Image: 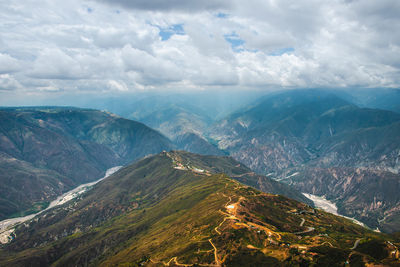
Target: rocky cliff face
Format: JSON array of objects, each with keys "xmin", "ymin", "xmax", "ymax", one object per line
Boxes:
[
  {"xmin": 0, "ymin": 107, "xmax": 173, "ymax": 220},
  {"xmin": 209, "ymin": 90, "xmax": 400, "ymax": 232},
  {"xmin": 285, "ymin": 167, "xmax": 400, "ymax": 232}
]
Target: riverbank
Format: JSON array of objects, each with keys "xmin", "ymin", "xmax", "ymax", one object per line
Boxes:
[
  {"xmin": 0, "ymin": 166, "xmax": 122, "ymax": 244},
  {"xmin": 303, "ymin": 193, "xmax": 367, "ymax": 228}
]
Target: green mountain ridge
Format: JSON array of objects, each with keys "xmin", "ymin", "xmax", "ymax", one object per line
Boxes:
[
  {"xmin": 167, "ymin": 151, "xmax": 312, "ymax": 206},
  {"xmin": 1, "ymin": 151, "xmax": 398, "ymax": 266}
]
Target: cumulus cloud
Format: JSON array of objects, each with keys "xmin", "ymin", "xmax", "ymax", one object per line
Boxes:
[
  {"xmin": 0, "ymin": 0, "xmax": 399, "ymax": 98},
  {"xmin": 0, "ymin": 74, "xmax": 23, "ymax": 91},
  {"xmin": 29, "ymin": 48, "xmax": 87, "ymax": 79},
  {"xmin": 122, "ymin": 44, "xmax": 183, "ymax": 84},
  {"xmin": 0, "ymin": 53, "xmax": 21, "ymax": 74}
]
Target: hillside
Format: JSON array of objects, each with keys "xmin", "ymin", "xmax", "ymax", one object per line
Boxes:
[
  {"xmin": 283, "ymin": 167, "xmax": 400, "ymax": 233},
  {"xmin": 0, "ymin": 151, "xmax": 398, "ymax": 266},
  {"xmin": 0, "ymin": 107, "xmax": 173, "ymax": 220},
  {"xmin": 108, "ymin": 93, "xmax": 258, "ymax": 156},
  {"xmin": 209, "ymin": 90, "xmax": 400, "ymax": 232},
  {"xmin": 166, "ymin": 151, "xmax": 312, "ymax": 206},
  {"xmin": 137, "ymin": 104, "xmax": 227, "ymax": 156},
  {"xmin": 346, "ymin": 88, "xmax": 400, "ymax": 114},
  {"xmin": 210, "ymin": 90, "xmax": 400, "ymax": 172},
  {"xmin": 139, "ymin": 105, "xmax": 212, "ymax": 140},
  {"xmin": 175, "ymin": 132, "xmax": 226, "ymax": 156}
]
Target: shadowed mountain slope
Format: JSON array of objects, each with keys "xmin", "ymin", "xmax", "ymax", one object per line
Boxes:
[{"xmin": 0, "ymin": 107, "xmax": 173, "ymax": 220}]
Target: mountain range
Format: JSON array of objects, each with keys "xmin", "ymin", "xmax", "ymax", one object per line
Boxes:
[
  {"xmin": 0, "ymin": 107, "xmax": 173, "ymax": 220},
  {"xmin": 1, "ymin": 151, "xmax": 397, "ymax": 266},
  {"xmin": 208, "ymin": 90, "xmax": 400, "ymax": 233},
  {"xmin": 1, "ymin": 89, "xmax": 400, "ymax": 265}
]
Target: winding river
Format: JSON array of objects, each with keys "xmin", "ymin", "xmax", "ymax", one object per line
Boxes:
[
  {"xmin": 0, "ymin": 166, "xmax": 122, "ymax": 244},
  {"xmin": 303, "ymin": 193, "xmax": 367, "ymax": 228}
]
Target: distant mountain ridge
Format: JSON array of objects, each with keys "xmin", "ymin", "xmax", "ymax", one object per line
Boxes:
[
  {"xmin": 105, "ymin": 93, "xmax": 259, "ymax": 157},
  {"xmin": 0, "ymin": 107, "xmax": 173, "ymax": 220},
  {"xmin": 175, "ymin": 133, "xmax": 226, "ymax": 156}
]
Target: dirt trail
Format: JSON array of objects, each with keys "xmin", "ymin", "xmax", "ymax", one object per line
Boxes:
[
  {"xmin": 351, "ymin": 238, "xmax": 363, "ymax": 250},
  {"xmin": 215, "ymin": 215, "xmax": 230, "ymax": 235},
  {"xmin": 220, "ymin": 195, "xmax": 282, "ymax": 241},
  {"xmin": 294, "ymin": 227, "xmax": 315, "ymax": 235},
  {"xmin": 209, "ymin": 239, "xmax": 221, "ymax": 267},
  {"xmin": 321, "ymin": 241, "xmax": 334, "ymax": 247}
]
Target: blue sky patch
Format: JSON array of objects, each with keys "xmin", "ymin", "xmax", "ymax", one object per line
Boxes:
[
  {"xmin": 159, "ymin": 24, "xmax": 185, "ymax": 41},
  {"xmin": 216, "ymin": 12, "xmax": 228, "ymax": 18},
  {"xmin": 269, "ymin": 47, "xmax": 295, "ymax": 56},
  {"xmin": 224, "ymin": 33, "xmax": 245, "ymax": 52}
]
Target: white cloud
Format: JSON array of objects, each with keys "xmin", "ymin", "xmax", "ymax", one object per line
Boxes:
[
  {"xmin": 29, "ymin": 48, "xmax": 87, "ymax": 79},
  {"xmin": 0, "ymin": 0, "xmax": 399, "ymax": 97},
  {"xmin": 107, "ymin": 80, "xmax": 128, "ymax": 91},
  {"xmin": 37, "ymin": 85, "xmax": 60, "ymax": 92},
  {"xmin": 0, "ymin": 74, "xmax": 23, "ymax": 91},
  {"xmin": 0, "ymin": 53, "xmax": 21, "ymax": 74},
  {"xmin": 121, "ymin": 44, "xmax": 183, "ymax": 84}
]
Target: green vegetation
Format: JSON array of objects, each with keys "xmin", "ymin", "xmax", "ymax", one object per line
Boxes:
[
  {"xmin": 8, "ymin": 201, "xmax": 49, "ymax": 218},
  {"xmin": 355, "ymin": 239, "xmax": 389, "ymax": 261},
  {"xmin": 0, "ymin": 151, "xmax": 398, "ymax": 266}
]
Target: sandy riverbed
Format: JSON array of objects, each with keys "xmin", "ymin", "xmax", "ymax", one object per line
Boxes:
[
  {"xmin": 303, "ymin": 193, "xmax": 367, "ymax": 228},
  {"xmin": 0, "ymin": 166, "xmax": 122, "ymax": 244}
]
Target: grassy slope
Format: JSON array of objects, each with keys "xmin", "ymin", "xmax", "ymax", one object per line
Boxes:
[
  {"xmin": 0, "ymin": 152, "xmax": 398, "ymax": 266},
  {"xmin": 166, "ymin": 151, "xmax": 313, "ymax": 206}
]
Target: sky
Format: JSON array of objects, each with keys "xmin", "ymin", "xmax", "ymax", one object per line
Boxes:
[{"xmin": 0, "ymin": 0, "xmax": 400, "ymax": 104}]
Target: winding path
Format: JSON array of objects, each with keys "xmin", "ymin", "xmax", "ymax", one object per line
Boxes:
[
  {"xmin": 293, "ymin": 217, "xmax": 314, "ymax": 234},
  {"xmin": 209, "ymin": 239, "xmax": 221, "ymax": 267},
  {"xmin": 351, "ymin": 238, "xmax": 363, "ymax": 250},
  {"xmin": 293, "ymin": 227, "xmax": 315, "ymax": 235},
  {"xmin": 321, "ymin": 241, "xmax": 334, "ymax": 247}
]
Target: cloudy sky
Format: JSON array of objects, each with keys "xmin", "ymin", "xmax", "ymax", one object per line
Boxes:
[{"xmin": 0, "ymin": 0, "xmax": 399, "ymax": 102}]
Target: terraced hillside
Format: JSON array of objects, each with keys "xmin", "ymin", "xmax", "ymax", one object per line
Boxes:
[{"xmin": 0, "ymin": 151, "xmax": 398, "ymax": 266}]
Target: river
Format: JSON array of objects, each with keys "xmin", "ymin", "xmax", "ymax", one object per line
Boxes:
[
  {"xmin": 303, "ymin": 193, "xmax": 367, "ymax": 228},
  {"xmin": 0, "ymin": 166, "xmax": 122, "ymax": 244}
]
